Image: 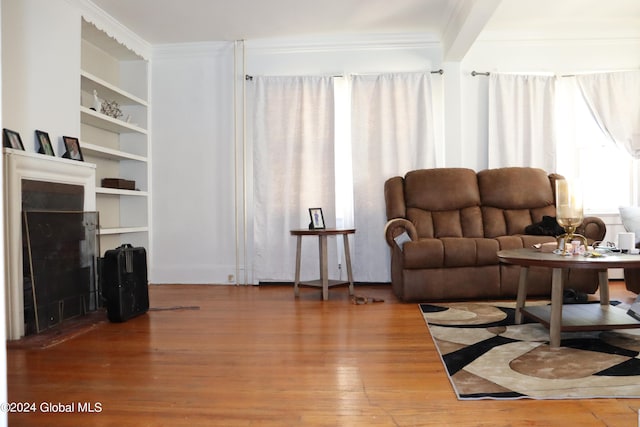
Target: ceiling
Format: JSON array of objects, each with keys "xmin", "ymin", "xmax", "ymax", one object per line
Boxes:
[{"xmin": 90, "ymin": 0, "xmax": 640, "ymax": 50}]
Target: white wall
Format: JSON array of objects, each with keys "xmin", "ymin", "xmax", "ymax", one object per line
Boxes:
[
  {"xmin": 2, "ymin": 0, "xmax": 80, "ymax": 154},
  {"xmin": 151, "ymin": 43, "xmax": 237, "ymax": 284}
]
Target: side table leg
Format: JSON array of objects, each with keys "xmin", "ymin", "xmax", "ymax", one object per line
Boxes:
[
  {"xmin": 320, "ymin": 235, "xmax": 329, "ymax": 301},
  {"xmin": 515, "ymin": 266, "xmax": 529, "ymax": 324},
  {"xmin": 598, "ymin": 270, "xmax": 610, "ymax": 306},
  {"xmin": 343, "ymin": 234, "xmax": 354, "ymax": 296},
  {"xmin": 549, "ymin": 267, "xmax": 564, "ymax": 348},
  {"xmin": 294, "ymin": 236, "xmax": 302, "ymax": 297}
]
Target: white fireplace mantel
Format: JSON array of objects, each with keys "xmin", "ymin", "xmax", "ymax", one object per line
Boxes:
[{"xmin": 3, "ymin": 148, "xmax": 96, "ymax": 340}]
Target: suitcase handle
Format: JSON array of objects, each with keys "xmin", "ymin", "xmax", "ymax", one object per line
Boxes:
[{"xmin": 115, "ymin": 244, "xmax": 135, "ymax": 273}]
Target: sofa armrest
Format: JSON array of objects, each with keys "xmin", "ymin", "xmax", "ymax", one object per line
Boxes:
[
  {"xmin": 577, "ymin": 216, "xmax": 607, "ymax": 243},
  {"xmin": 384, "ymin": 218, "xmax": 418, "ymax": 248}
]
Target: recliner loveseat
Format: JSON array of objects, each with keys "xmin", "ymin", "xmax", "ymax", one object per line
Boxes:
[{"xmin": 384, "ymin": 167, "xmax": 607, "ymax": 302}]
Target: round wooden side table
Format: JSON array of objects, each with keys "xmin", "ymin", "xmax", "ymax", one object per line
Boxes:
[{"xmin": 290, "ymin": 228, "xmax": 355, "ymax": 300}]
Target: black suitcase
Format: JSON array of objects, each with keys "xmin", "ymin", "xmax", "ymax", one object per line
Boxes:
[{"xmin": 101, "ymin": 244, "xmax": 149, "ymax": 322}]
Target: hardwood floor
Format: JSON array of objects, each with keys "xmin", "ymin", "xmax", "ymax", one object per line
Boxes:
[{"xmin": 6, "ymin": 281, "xmax": 640, "ymax": 426}]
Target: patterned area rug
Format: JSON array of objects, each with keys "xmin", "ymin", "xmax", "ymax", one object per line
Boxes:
[{"xmin": 420, "ymin": 301, "xmax": 640, "ymax": 400}]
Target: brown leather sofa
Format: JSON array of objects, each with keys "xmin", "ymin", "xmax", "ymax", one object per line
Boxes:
[{"xmin": 384, "ymin": 167, "xmax": 607, "ymax": 302}]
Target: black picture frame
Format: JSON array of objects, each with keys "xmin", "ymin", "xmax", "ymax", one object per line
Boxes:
[
  {"xmin": 35, "ymin": 130, "xmax": 55, "ymax": 156},
  {"xmin": 62, "ymin": 136, "xmax": 84, "ymax": 161},
  {"xmin": 309, "ymin": 208, "xmax": 325, "ymax": 230},
  {"xmin": 3, "ymin": 128, "xmax": 24, "ymax": 150}
]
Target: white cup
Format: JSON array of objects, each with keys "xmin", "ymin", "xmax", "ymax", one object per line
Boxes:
[{"xmin": 618, "ymin": 232, "xmax": 636, "ymax": 252}]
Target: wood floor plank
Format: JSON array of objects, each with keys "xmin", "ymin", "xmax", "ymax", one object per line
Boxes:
[{"xmin": 6, "ymin": 282, "xmax": 640, "ymax": 426}]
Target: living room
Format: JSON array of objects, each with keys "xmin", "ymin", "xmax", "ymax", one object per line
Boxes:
[{"xmin": 2, "ymin": 0, "xmax": 640, "ymax": 425}]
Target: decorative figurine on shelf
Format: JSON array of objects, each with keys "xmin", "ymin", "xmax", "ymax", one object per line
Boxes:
[
  {"xmin": 92, "ymin": 90, "xmax": 102, "ymax": 111},
  {"xmin": 101, "ymin": 100, "xmax": 123, "ymax": 120}
]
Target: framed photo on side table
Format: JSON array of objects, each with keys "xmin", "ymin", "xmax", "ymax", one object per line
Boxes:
[
  {"xmin": 62, "ymin": 136, "xmax": 84, "ymax": 161},
  {"xmin": 35, "ymin": 130, "xmax": 55, "ymax": 156},
  {"xmin": 309, "ymin": 208, "xmax": 325, "ymax": 230},
  {"xmin": 3, "ymin": 128, "xmax": 24, "ymax": 150}
]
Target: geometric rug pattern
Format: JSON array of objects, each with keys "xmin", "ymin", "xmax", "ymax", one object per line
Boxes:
[{"xmin": 420, "ymin": 301, "xmax": 640, "ymax": 400}]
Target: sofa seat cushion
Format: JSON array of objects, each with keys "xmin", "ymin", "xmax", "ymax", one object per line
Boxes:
[
  {"xmin": 482, "ymin": 206, "xmax": 557, "ymax": 237},
  {"xmin": 403, "ymin": 237, "xmax": 500, "ymax": 269},
  {"xmin": 495, "ymin": 235, "xmax": 557, "ymax": 250}
]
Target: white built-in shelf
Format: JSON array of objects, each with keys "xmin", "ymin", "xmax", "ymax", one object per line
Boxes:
[
  {"xmin": 80, "ymin": 106, "xmax": 147, "ymax": 134},
  {"xmin": 81, "ymin": 70, "xmax": 148, "ymax": 107},
  {"xmin": 81, "ymin": 142, "xmax": 147, "ymax": 162},
  {"xmin": 96, "ymin": 187, "xmax": 148, "ymax": 196},
  {"xmin": 82, "ymin": 17, "xmax": 150, "ymax": 253}
]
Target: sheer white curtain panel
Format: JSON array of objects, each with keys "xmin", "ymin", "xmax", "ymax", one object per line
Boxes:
[
  {"xmin": 251, "ymin": 76, "xmax": 336, "ymax": 282},
  {"xmin": 350, "ymin": 72, "xmax": 437, "ymax": 282},
  {"xmin": 488, "ymin": 73, "xmax": 557, "ymax": 170},
  {"xmin": 575, "ymin": 71, "xmax": 640, "ymax": 158}
]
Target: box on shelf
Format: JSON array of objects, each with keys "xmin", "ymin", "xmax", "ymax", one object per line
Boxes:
[{"xmin": 101, "ymin": 178, "xmax": 135, "ymax": 190}]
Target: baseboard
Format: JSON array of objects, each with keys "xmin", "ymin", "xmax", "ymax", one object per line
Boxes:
[{"xmin": 258, "ymin": 281, "xmax": 391, "ymax": 286}]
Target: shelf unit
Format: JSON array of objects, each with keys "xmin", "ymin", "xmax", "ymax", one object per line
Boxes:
[
  {"xmin": 80, "ymin": 18, "xmax": 150, "ymax": 254},
  {"xmin": 80, "ymin": 106, "xmax": 147, "ymax": 134}
]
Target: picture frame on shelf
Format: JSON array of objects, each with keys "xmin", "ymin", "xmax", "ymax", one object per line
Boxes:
[
  {"xmin": 35, "ymin": 130, "xmax": 55, "ymax": 156},
  {"xmin": 3, "ymin": 128, "xmax": 24, "ymax": 150},
  {"xmin": 309, "ymin": 208, "xmax": 326, "ymax": 230},
  {"xmin": 62, "ymin": 136, "xmax": 84, "ymax": 161}
]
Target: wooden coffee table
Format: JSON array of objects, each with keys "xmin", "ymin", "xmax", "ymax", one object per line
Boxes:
[{"xmin": 497, "ymin": 248, "xmax": 640, "ymax": 347}]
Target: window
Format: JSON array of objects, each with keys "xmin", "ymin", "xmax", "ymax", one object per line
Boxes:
[
  {"xmin": 556, "ymin": 78, "xmax": 636, "ymax": 214},
  {"xmin": 333, "ymin": 77, "xmax": 354, "ymax": 230}
]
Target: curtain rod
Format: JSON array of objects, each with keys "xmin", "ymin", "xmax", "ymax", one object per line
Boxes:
[
  {"xmin": 471, "ymin": 71, "xmax": 621, "ymax": 78},
  {"xmin": 471, "ymin": 71, "xmax": 568, "ymax": 77},
  {"xmin": 245, "ymin": 69, "xmax": 444, "ymax": 81}
]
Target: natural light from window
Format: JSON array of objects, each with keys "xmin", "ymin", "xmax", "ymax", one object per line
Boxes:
[
  {"xmin": 557, "ymin": 78, "xmax": 636, "ymax": 214},
  {"xmin": 333, "ymin": 77, "xmax": 354, "ymax": 230}
]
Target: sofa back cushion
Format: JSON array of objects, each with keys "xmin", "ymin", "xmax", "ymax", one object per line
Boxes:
[
  {"xmin": 404, "ymin": 168, "xmax": 483, "ymax": 238},
  {"xmin": 478, "ymin": 167, "xmax": 556, "ymax": 237}
]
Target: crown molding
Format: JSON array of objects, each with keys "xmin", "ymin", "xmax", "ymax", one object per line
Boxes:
[
  {"xmin": 477, "ymin": 31, "xmax": 640, "ymax": 46},
  {"xmin": 150, "ymin": 33, "xmax": 441, "ymax": 60},
  {"xmin": 153, "ymin": 42, "xmax": 233, "ymax": 60},
  {"xmin": 67, "ymin": 0, "xmax": 152, "ymax": 60},
  {"xmin": 245, "ymin": 32, "xmax": 441, "ymax": 54}
]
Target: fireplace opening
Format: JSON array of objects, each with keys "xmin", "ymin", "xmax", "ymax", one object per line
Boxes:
[
  {"xmin": 22, "ymin": 180, "xmax": 84, "ymax": 211},
  {"xmin": 21, "ymin": 180, "xmax": 100, "ymax": 335}
]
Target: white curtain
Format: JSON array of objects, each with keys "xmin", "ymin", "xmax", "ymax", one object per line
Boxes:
[
  {"xmin": 575, "ymin": 71, "xmax": 640, "ymax": 158},
  {"xmin": 488, "ymin": 73, "xmax": 557, "ymax": 170},
  {"xmin": 251, "ymin": 76, "xmax": 336, "ymax": 282},
  {"xmin": 350, "ymin": 72, "xmax": 437, "ymax": 282}
]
